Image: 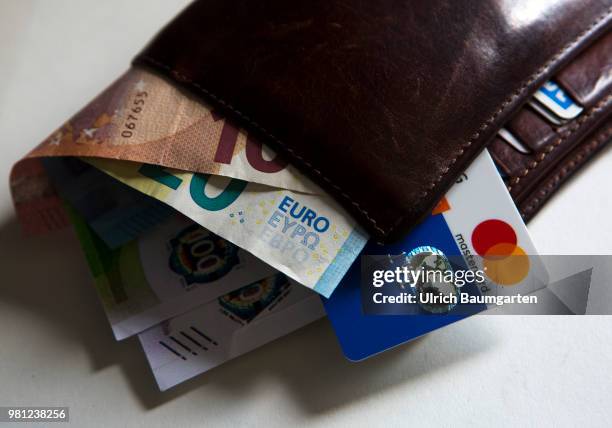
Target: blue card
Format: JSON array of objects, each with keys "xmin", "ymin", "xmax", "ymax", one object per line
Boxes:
[
  {"xmin": 322, "ymin": 151, "xmax": 546, "ymax": 361},
  {"xmin": 322, "ymin": 213, "xmax": 484, "ymax": 361},
  {"xmin": 533, "ymin": 80, "xmax": 583, "ymax": 120}
]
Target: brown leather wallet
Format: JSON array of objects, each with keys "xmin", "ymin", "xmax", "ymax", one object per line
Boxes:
[{"xmin": 134, "ymin": 0, "xmax": 612, "ymax": 242}]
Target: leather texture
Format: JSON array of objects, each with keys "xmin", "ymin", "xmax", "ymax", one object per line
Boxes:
[
  {"xmin": 517, "ymin": 121, "xmax": 611, "ymax": 221},
  {"xmin": 135, "ymin": 0, "xmax": 612, "ymax": 242},
  {"xmin": 490, "ymin": 29, "xmax": 612, "ymax": 220},
  {"xmin": 557, "ymin": 30, "xmax": 612, "ymax": 107},
  {"xmin": 507, "ymin": 109, "xmax": 556, "ymax": 153}
]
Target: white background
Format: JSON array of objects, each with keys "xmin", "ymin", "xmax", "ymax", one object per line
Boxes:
[{"xmin": 0, "ymin": 1, "xmax": 611, "ymax": 427}]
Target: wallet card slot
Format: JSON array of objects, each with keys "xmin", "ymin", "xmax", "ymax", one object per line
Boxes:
[
  {"xmin": 506, "ymin": 108, "xmax": 556, "ymax": 153},
  {"xmin": 557, "ymin": 30, "xmax": 612, "ymax": 108},
  {"xmin": 490, "ymin": 137, "xmax": 529, "ymax": 178},
  {"xmin": 517, "ymin": 120, "xmax": 612, "ymax": 220},
  {"xmin": 499, "ymin": 89, "xmax": 612, "ymax": 204}
]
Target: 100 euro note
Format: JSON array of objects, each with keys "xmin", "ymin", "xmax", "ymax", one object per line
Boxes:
[
  {"xmin": 68, "ymin": 208, "xmax": 277, "ymax": 340},
  {"xmin": 84, "ymin": 158, "xmax": 368, "ymax": 298}
]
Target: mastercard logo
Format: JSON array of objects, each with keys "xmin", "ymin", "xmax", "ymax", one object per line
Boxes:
[{"xmin": 471, "ymin": 219, "xmax": 529, "ymax": 285}]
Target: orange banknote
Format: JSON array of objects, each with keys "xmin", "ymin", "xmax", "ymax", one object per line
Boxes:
[{"xmin": 10, "ymin": 67, "xmax": 319, "ymax": 234}]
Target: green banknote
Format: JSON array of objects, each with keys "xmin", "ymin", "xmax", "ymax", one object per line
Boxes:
[{"xmin": 69, "ymin": 208, "xmax": 276, "ymax": 340}]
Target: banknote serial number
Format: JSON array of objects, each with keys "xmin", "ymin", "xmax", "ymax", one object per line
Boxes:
[
  {"xmin": 121, "ymin": 90, "xmax": 148, "ymax": 138},
  {"xmin": 0, "ymin": 407, "xmax": 69, "ymax": 422}
]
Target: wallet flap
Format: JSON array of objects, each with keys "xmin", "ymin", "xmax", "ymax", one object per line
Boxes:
[{"xmin": 135, "ymin": 0, "xmax": 612, "ymax": 242}]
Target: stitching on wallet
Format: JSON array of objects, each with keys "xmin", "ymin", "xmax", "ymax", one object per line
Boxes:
[
  {"xmin": 400, "ymin": 5, "xmax": 612, "ymax": 237},
  {"xmin": 137, "ymin": 55, "xmax": 389, "ymax": 236},
  {"xmin": 137, "ymin": 6, "xmax": 612, "ymax": 237},
  {"xmin": 508, "ymin": 92, "xmax": 612, "ymax": 193},
  {"xmin": 521, "ymin": 125, "xmax": 612, "ymax": 215}
]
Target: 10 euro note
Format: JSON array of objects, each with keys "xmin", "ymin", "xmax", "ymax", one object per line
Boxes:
[
  {"xmin": 83, "ymin": 157, "xmax": 368, "ymax": 298},
  {"xmin": 10, "ymin": 67, "xmax": 320, "ymax": 236},
  {"xmin": 22, "ymin": 67, "xmax": 318, "ymax": 194}
]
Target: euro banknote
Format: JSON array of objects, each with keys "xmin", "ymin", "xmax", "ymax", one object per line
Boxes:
[
  {"xmin": 10, "ymin": 158, "xmax": 70, "ymax": 235},
  {"xmin": 43, "ymin": 157, "xmax": 174, "ymax": 248},
  {"xmin": 22, "ymin": 67, "xmax": 317, "ymax": 194},
  {"xmin": 10, "ymin": 67, "xmax": 323, "ymax": 236},
  {"xmin": 138, "ymin": 272, "xmax": 325, "ymax": 390},
  {"xmin": 83, "ymin": 158, "xmax": 368, "ymax": 297},
  {"xmin": 69, "ymin": 208, "xmax": 276, "ymax": 340}
]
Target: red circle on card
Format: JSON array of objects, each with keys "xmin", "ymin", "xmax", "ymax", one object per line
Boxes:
[{"xmin": 471, "ymin": 219, "xmax": 517, "ymax": 256}]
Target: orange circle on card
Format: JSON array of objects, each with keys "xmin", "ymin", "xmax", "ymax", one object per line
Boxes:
[{"xmin": 483, "ymin": 243, "xmax": 530, "ymax": 286}]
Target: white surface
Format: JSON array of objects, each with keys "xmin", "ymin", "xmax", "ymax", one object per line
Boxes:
[{"xmin": 0, "ymin": 1, "xmax": 611, "ymax": 427}]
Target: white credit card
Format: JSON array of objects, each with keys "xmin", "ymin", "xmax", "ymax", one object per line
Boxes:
[
  {"xmin": 442, "ymin": 150, "xmax": 548, "ymax": 302},
  {"xmin": 533, "ymin": 80, "xmax": 583, "ymax": 120},
  {"xmin": 138, "ymin": 273, "xmax": 324, "ymax": 390},
  {"xmin": 528, "ymin": 98, "xmax": 564, "ymax": 125},
  {"xmin": 498, "ymin": 128, "xmax": 531, "ymax": 154}
]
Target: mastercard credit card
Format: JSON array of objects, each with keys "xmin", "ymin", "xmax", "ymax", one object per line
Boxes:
[{"xmin": 322, "ymin": 149, "xmax": 548, "ymax": 361}]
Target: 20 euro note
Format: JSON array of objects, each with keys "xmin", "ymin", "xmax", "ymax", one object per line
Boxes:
[
  {"xmin": 138, "ymin": 272, "xmax": 325, "ymax": 391},
  {"xmin": 69, "ymin": 209, "xmax": 276, "ymax": 340},
  {"xmin": 83, "ymin": 158, "xmax": 368, "ymax": 298}
]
